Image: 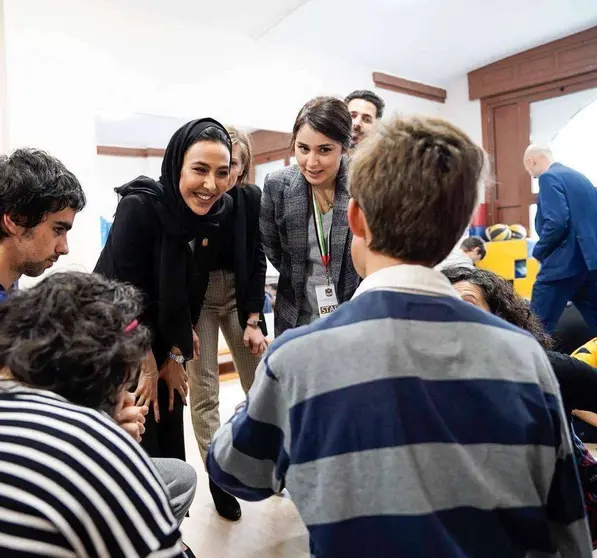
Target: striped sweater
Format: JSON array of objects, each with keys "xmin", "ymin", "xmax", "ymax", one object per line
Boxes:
[
  {"xmin": 208, "ymin": 264, "xmax": 592, "ymax": 557},
  {"xmin": 0, "ymin": 383, "xmax": 185, "ymax": 558}
]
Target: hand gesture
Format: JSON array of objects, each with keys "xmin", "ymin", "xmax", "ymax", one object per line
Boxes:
[
  {"xmin": 114, "ymin": 391, "xmax": 148, "ymax": 442},
  {"xmin": 134, "ymin": 351, "xmax": 160, "ymax": 422},
  {"xmin": 243, "ymin": 326, "xmax": 268, "ymax": 356},
  {"xmin": 159, "ymin": 357, "xmax": 189, "ymax": 412}
]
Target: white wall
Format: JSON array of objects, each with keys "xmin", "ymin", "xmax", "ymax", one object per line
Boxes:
[
  {"xmin": 95, "ymin": 155, "xmax": 163, "ymax": 224},
  {"xmin": 0, "ymin": 0, "xmax": 9, "ymax": 154},
  {"xmin": 1, "ymin": 0, "xmax": 447, "ymax": 283},
  {"xmin": 442, "ymin": 77, "xmax": 482, "ymax": 145},
  {"xmin": 1, "ymin": 0, "xmax": 482, "ymax": 287}
]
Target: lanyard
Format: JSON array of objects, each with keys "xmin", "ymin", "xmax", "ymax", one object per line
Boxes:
[{"xmin": 311, "ymin": 188, "xmax": 332, "ymax": 284}]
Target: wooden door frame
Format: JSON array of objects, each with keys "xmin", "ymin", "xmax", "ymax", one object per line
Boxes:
[
  {"xmin": 249, "ymin": 130, "xmax": 292, "ymax": 183},
  {"xmin": 482, "ymin": 73, "xmax": 597, "ymax": 225},
  {"xmin": 470, "ymin": 26, "xmax": 597, "ymax": 226}
]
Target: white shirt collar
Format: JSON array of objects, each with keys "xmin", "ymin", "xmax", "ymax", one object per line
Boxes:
[{"xmin": 352, "ymin": 264, "xmax": 461, "ymax": 300}]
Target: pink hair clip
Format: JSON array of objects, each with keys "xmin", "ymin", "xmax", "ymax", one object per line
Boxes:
[{"xmin": 124, "ymin": 319, "xmax": 139, "ymax": 333}]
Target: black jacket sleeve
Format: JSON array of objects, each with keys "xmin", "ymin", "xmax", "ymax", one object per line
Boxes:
[
  {"xmin": 546, "ymin": 350, "xmax": 597, "ymax": 416},
  {"xmin": 244, "ymin": 186, "xmax": 267, "ymax": 314}
]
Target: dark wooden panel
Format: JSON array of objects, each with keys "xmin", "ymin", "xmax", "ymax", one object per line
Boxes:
[
  {"xmin": 372, "ymin": 72, "xmax": 447, "ymax": 103},
  {"xmin": 489, "ymin": 101, "xmax": 532, "ymax": 228},
  {"xmin": 469, "ymin": 26, "xmax": 597, "ymax": 100}
]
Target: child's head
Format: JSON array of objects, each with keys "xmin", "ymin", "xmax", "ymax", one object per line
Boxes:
[
  {"xmin": 348, "ymin": 115, "xmax": 486, "ymax": 276},
  {"xmin": 0, "ymin": 271, "xmax": 150, "ymax": 413},
  {"xmin": 461, "ymin": 236, "xmax": 486, "ymax": 263}
]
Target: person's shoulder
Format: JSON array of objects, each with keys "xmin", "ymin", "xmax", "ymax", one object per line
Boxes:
[
  {"xmin": 238, "ymin": 184, "xmax": 262, "ymax": 205},
  {"xmin": 0, "ymin": 387, "xmax": 152, "ymax": 473},
  {"xmin": 0, "ymin": 388, "xmax": 182, "ymax": 556},
  {"xmin": 264, "ymin": 165, "xmax": 300, "ymax": 189},
  {"xmin": 117, "ymin": 192, "xmax": 158, "ymax": 215},
  {"xmin": 113, "ymin": 193, "xmax": 161, "ymax": 237}
]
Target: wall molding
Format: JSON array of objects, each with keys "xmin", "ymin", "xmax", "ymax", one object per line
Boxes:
[
  {"xmin": 97, "ymin": 145, "xmax": 165, "ymax": 157},
  {"xmin": 97, "ymin": 128, "xmax": 293, "ymax": 180},
  {"xmin": 468, "ymin": 26, "xmax": 597, "ymax": 100},
  {"xmin": 372, "ymin": 72, "xmax": 447, "ymax": 103}
]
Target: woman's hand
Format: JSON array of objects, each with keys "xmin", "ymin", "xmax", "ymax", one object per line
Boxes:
[
  {"xmin": 243, "ymin": 325, "xmax": 268, "ymax": 356},
  {"xmin": 135, "ymin": 351, "xmax": 160, "ymax": 422},
  {"xmin": 159, "ymin": 356, "xmax": 189, "ymax": 412},
  {"xmin": 114, "ymin": 391, "xmax": 148, "ymax": 442},
  {"xmin": 192, "ymin": 328, "xmax": 200, "ymax": 360}
]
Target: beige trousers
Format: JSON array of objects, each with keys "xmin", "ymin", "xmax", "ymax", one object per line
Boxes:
[{"xmin": 188, "ymin": 269, "xmax": 261, "ymax": 464}]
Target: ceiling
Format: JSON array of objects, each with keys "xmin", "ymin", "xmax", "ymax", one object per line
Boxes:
[
  {"xmin": 112, "ymin": 0, "xmax": 597, "ymax": 85},
  {"xmin": 95, "ymin": 0, "xmax": 597, "ymax": 146}
]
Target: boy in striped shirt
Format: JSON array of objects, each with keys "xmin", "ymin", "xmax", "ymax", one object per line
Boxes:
[
  {"xmin": 208, "ymin": 116, "xmax": 592, "ymax": 557},
  {"xmin": 0, "ymin": 272, "xmax": 186, "ymax": 558}
]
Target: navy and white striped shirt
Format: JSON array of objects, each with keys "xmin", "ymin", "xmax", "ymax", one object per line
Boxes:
[
  {"xmin": 208, "ymin": 264, "xmax": 592, "ymax": 557},
  {"xmin": 0, "ymin": 383, "xmax": 185, "ymax": 558}
]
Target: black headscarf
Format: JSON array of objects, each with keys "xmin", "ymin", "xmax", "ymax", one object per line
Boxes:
[{"xmin": 115, "ymin": 118, "xmax": 233, "ymax": 360}]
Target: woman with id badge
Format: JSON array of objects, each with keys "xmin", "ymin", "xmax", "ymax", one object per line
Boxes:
[{"xmin": 261, "ymin": 97, "xmax": 360, "ymax": 335}]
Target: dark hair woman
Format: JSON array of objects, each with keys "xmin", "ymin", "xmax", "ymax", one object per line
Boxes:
[
  {"xmin": 443, "ymin": 266, "xmax": 597, "ymax": 548},
  {"xmin": 260, "ymin": 96, "xmax": 360, "ymax": 335},
  {"xmin": 95, "ymin": 118, "xmax": 233, "ymax": 463},
  {"xmin": 187, "ymin": 125, "xmax": 267, "ymax": 521}
]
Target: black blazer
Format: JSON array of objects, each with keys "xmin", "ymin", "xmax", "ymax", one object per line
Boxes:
[
  {"xmin": 94, "ymin": 193, "xmax": 221, "ymax": 366},
  {"xmin": 225, "ymin": 185, "xmax": 267, "ymax": 336}
]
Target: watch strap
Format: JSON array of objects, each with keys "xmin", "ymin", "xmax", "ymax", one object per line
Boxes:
[{"xmin": 168, "ymin": 352, "xmax": 185, "ymax": 364}]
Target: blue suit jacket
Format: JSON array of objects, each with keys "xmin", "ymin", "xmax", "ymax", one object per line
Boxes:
[{"xmin": 534, "ymin": 163, "xmax": 597, "ymax": 281}]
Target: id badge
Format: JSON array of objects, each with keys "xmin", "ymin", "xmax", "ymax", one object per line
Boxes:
[{"xmin": 315, "ymin": 284, "xmax": 339, "ymax": 317}]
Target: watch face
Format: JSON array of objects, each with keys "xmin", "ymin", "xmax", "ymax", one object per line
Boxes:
[{"xmin": 170, "ymin": 353, "xmax": 184, "ymax": 364}]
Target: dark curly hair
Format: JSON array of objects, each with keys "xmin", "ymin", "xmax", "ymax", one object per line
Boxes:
[
  {"xmin": 0, "ymin": 148, "xmax": 86, "ymax": 239},
  {"xmin": 442, "ymin": 266, "xmax": 554, "ymax": 350},
  {"xmin": 0, "ymin": 272, "xmax": 150, "ymax": 413}
]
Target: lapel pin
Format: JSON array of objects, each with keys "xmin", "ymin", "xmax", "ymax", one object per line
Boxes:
[{"xmin": 201, "ymin": 238, "xmax": 209, "ymax": 248}]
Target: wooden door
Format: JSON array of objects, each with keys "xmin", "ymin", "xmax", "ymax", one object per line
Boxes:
[{"xmin": 486, "ymin": 101, "xmax": 533, "ymax": 228}]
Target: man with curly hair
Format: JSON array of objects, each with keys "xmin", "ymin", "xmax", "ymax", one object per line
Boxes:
[
  {"xmin": 0, "ymin": 149, "xmax": 196, "ymax": 556},
  {"xmin": 0, "ymin": 148, "xmax": 85, "ymax": 296}
]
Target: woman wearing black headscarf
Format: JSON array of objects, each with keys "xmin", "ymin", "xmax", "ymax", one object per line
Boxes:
[{"xmin": 95, "ymin": 118, "xmax": 233, "ymax": 462}]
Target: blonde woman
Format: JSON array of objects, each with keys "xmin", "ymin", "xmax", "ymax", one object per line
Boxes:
[{"xmin": 187, "ymin": 126, "xmax": 267, "ymax": 521}]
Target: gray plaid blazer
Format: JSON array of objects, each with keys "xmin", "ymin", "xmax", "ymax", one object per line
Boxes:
[{"xmin": 260, "ymin": 158, "xmax": 359, "ymax": 336}]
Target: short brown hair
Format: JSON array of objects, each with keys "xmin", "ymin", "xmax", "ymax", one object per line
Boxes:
[
  {"xmin": 226, "ymin": 126, "xmax": 253, "ymax": 186},
  {"xmin": 291, "ymin": 96, "xmax": 352, "ymax": 151},
  {"xmin": 349, "ymin": 116, "xmax": 485, "ymax": 266},
  {"xmin": 461, "ymin": 236, "xmax": 486, "ymax": 259}
]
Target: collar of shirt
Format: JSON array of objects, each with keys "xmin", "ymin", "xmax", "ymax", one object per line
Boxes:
[
  {"xmin": 352, "ymin": 264, "xmax": 462, "ymax": 300},
  {"xmin": 0, "ymin": 379, "xmax": 68, "ymax": 403}
]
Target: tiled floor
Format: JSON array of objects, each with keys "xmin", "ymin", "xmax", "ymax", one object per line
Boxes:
[{"xmin": 180, "ymin": 379, "xmax": 309, "ymax": 558}]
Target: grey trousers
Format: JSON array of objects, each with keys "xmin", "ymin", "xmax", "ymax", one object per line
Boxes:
[
  {"xmin": 152, "ymin": 458, "xmax": 197, "ymax": 525},
  {"xmin": 187, "ymin": 269, "xmax": 261, "ymax": 464}
]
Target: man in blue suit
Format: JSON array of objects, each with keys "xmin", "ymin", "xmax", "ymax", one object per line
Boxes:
[{"xmin": 524, "ymin": 144, "xmax": 597, "ymax": 334}]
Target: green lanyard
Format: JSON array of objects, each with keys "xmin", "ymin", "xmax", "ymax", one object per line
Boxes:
[{"xmin": 311, "ymin": 188, "xmax": 331, "ymax": 284}]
